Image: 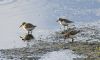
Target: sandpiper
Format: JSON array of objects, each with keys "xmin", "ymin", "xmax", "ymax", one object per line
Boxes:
[
  {"xmin": 57, "ymin": 18, "xmax": 73, "ymax": 30},
  {"xmin": 61, "ymin": 29, "xmax": 80, "ymax": 42},
  {"xmin": 20, "ymin": 22, "xmax": 36, "ymax": 34}
]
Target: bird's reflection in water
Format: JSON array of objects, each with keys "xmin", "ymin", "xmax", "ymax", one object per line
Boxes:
[{"xmin": 20, "ymin": 34, "xmax": 34, "ymax": 47}]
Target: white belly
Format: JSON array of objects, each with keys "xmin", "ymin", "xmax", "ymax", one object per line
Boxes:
[
  {"xmin": 58, "ymin": 21, "xmax": 68, "ymax": 26},
  {"xmin": 58, "ymin": 21, "xmax": 62, "ymax": 25},
  {"xmin": 61, "ymin": 21, "xmax": 68, "ymax": 26},
  {"xmin": 23, "ymin": 26, "xmax": 35, "ymax": 31}
]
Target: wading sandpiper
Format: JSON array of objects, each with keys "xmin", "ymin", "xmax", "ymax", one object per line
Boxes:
[
  {"xmin": 57, "ymin": 18, "xmax": 73, "ymax": 30},
  {"xmin": 20, "ymin": 22, "xmax": 36, "ymax": 34},
  {"xmin": 61, "ymin": 29, "xmax": 80, "ymax": 42}
]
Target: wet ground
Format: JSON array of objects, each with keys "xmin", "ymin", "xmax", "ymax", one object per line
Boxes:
[{"xmin": 0, "ymin": 40, "xmax": 86, "ymax": 60}]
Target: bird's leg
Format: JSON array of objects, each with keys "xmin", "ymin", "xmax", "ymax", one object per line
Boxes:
[
  {"xmin": 64, "ymin": 36, "xmax": 66, "ymax": 42},
  {"xmin": 72, "ymin": 38, "xmax": 74, "ymax": 43},
  {"xmin": 28, "ymin": 31, "xmax": 30, "ymax": 34},
  {"xmin": 28, "ymin": 31, "xmax": 32, "ymax": 34},
  {"xmin": 67, "ymin": 26, "xmax": 68, "ymax": 30},
  {"xmin": 26, "ymin": 42, "xmax": 30, "ymax": 48},
  {"xmin": 64, "ymin": 26, "xmax": 65, "ymax": 32},
  {"xmin": 64, "ymin": 39, "xmax": 65, "ymax": 42},
  {"xmin": 31, "ymin": 31, "xmax": 32, "ymax": 34}
]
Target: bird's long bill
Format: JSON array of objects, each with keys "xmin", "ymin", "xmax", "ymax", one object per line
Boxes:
[
  {"xmin": 56, "ymin": 20, "xmax": 59, "ymax": 22},
  {"xmin": 19, "ymin": 36, "xmax": 22, "ymax": 38},
  {"xmin": 19, "ymin": 25, "xmax": 23, "ymax": 28},
  {"xmin": 35, "ymin": 25, "xmax": 37, "ymax": 27}
]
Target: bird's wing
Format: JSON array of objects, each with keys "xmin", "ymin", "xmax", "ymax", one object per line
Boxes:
[
  {"xmin": 64, "ymin": 19, "xmax": 73, "ymax": 23},
  {"xmin": 25, "ymin": 23, "xmax": 36, "ymax": 28}
]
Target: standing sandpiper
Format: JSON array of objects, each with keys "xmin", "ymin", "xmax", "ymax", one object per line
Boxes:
[
  {"xmin": 20, "ymin": 22, "xmax": 36, "ymax": 34},
  {"xmin": 61, "ymin": 30, "xmax": 80, "ymax": 42},
  {"xmin": 57, "ymin": 18, "xmax": 73, "ymax": 30}
]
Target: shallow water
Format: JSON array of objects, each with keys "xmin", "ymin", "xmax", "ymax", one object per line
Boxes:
[{"xmin": 0, "ymin": 0, "xmax": 100, "ymax": 49}]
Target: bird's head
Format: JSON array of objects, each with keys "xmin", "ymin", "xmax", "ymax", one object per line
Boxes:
[
  {"xmin": 19, "ymin": 22, "xmax": 26, "ymax": 28},
  {"xmin": 56, "ymin": 18, "xmax": 63, "ymax": 22}
]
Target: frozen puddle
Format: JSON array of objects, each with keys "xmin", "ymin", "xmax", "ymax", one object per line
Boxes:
[{"xmin": 39, "ymin": 50, "xmax": 85, "ymax": 60}]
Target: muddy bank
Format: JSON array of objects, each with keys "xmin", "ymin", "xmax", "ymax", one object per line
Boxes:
[
  {"xmin": 0, "ymin": 41, "xmax": 85, "ymax": 60},
  {"xmin": 0, "ymin": 40, "xmax": 99, "ymax": 60},
  {"xmin": 0, "ymin": 41, "xmax": 70, "ymax": 60},
  {"xmin": 68, "ymin": 41, "xmax": 100, "ymax": 60}
]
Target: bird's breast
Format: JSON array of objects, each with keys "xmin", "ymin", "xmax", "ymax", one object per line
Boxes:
[
  {"xmin": 23, "ymin": 26, "xmax": 34, "ymax": 31},
  {"xmin": 58, "ymin": 21, "xmax": 68, "ymax": 26}
]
